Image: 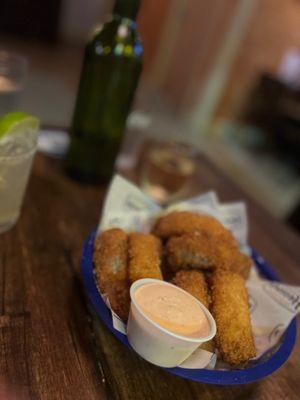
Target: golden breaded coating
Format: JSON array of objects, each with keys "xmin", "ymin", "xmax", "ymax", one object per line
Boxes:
[
  {"xmin": 171, "ymin": 270, "xmax": 210, "ymax": 308},
  {"xmin": 210, "ymin": 270, "xmax": 256, "ymax": 365},
  {"xmin": 166, "ymin": 233, "xmax": 251, "ymax": 278},
  {"xmin": 93, "ymin": 228, "xmax": 130, "ymax": 321},
  {"xmin": 172, "ymin": 270, "xmax": 215, "ymax": 352},
  {"xmin": 166, "ymin": 233, "xmax": 217, "ymax": 270},
  {"xmin": 105, "ymin": 281, "xmax": 130, "ymax": 322},
  {"xmin": 152, "ymin": 211, "xmax": 235, "ymax": 245},
  {"xmin": 128, "ymin": 232, "xmax": 163, "ymax": 283},
  {"xmin": 93, "ymin": 228, "xmax": 128, "ymax": 292},
  {"xmin": 212, "ymin": 243, "xmax": 252, "ymax": 278},
  {"xmin": 230, "ymin": 252, "xmax": 252, "ymax": 279}
]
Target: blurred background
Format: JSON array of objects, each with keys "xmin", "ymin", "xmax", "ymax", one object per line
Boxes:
[{"xmin": 1, "ymin": 0, "xmax": 300, "ymax": 231}]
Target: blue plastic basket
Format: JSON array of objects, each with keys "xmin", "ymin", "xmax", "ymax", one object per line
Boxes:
[{"xmin": 81, "ymin": 229, "xmax": 297, "ymax": 385}]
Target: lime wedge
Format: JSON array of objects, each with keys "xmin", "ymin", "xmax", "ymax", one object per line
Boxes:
[{"xmin": 0, "ymin": 112, "xmax": 40, "ymax": 140}]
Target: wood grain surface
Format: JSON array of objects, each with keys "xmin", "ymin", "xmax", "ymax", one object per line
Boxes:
[{"xmin": 0, "ymin": 153, "xmax": 299, "ymax": 400}]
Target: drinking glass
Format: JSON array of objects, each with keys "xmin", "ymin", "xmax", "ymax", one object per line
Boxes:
[
  {"xmin": 0, "ymin": 128, "xmax": 37, "ymax": 233},
  {"xmin": 139, "ymin": 140, "xmax": 197, "ymax": 204}
]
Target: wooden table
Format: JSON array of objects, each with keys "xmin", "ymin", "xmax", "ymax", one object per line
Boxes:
[{"xmin": 1, "ymin": 153, "xmax": 299, "ymax": 400}]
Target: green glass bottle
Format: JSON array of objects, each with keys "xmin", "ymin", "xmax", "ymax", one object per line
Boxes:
[{"xmin": 65, "ymin": 0, "xmax": 143, "ymax": 183}]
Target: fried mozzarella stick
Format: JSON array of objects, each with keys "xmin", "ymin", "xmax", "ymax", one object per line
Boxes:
[
  {"xmin": 171, "ymin": 270, "xmax": 214, "ymax": 352},
  {"xmin": 166, "ymin": 233, "xmax": 218, "ymax": 271},
  {"xmin": 152, "ymin": 211, "xmax": 235, "ymax": 244},
  {"xmin": 210, "ymin": 270, "xmax": 256, "ymax": 365},
  {"xmin": 93, "ymin": 228, "xmax": 130, "ymax": 321},
  {"xmin": 93, "ymin": 228, "xmax": 128, "ymax": 292},
  {"xmin": 128, "ymin": 232, "xmax": 163, "ymax": 283},
  {"xmin": 166, "ymin": 233, "xmax": 252, "ymax": 278},
  {"xmin": 171, "ymin": 270, "xmax": 210, "ymax": 308}
]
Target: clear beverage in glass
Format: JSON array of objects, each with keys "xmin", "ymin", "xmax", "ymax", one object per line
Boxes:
[
  {"xmin": 139, "ymin": 140, "xmax": 197, "ymax": 204},
  {"xmin": 0, "ymin": 131, "xmax": 37, "ymax": 233}
]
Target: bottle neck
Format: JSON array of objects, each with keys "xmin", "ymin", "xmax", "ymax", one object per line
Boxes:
[{"xmin": 113, "ymin": 0, "xmax": 141, "ymax": 20}]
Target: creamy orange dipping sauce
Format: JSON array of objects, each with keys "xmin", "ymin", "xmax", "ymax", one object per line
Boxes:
[{"xmin": 134, "ymin": 283, "xmax": 210, "ymax": 338}]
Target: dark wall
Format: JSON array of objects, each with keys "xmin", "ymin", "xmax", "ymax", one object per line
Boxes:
[{"xmin": 0, "ymin": 0, "xmax": 61, "ymax": 41}]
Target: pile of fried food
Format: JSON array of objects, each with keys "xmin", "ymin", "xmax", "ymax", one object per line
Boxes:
[{"xmin": 93, "ymin": 211, "xmax": 256, "ymax": 366}]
